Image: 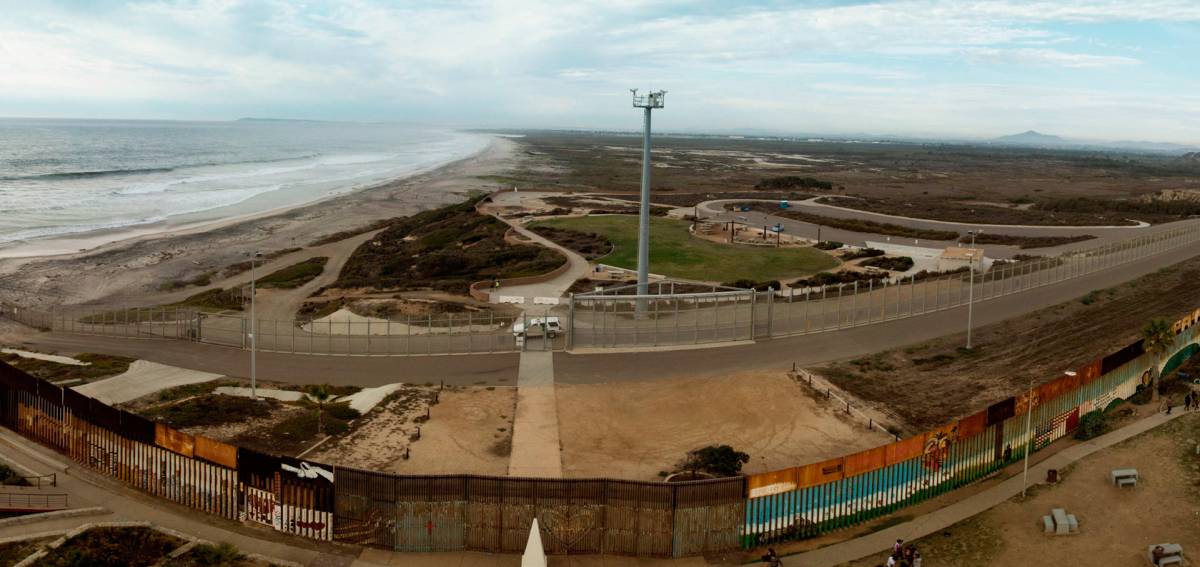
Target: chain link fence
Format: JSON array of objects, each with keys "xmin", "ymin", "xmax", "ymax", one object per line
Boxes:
[{"xmin": 4, "ymin": 221, "xmax": 1199, "ymax": 355}]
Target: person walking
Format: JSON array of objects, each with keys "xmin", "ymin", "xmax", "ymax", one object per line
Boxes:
[
  {"xmin": 762, "ymin": 547, "xmax": 783, "ymax": 566},
  {"xmin": 1186, "ymin": 392, "xmax": 1194, "ymax": 412}
]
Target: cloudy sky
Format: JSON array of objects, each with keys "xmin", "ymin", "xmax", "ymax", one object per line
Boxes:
[{"xmin": 1, "ymin": 0, "xmax": 1198, "ymax": 143}]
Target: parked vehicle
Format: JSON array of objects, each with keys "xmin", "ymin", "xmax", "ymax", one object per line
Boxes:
[{"xmin": 512, "ymin": 317, "xmax": 561, "ymax": 338}]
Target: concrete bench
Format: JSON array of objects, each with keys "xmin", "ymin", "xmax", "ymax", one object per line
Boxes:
[
  {"xmin": 1042, "ymin": 515, "xmax": 1055, "ymax": 534},
  {"xmin": 1052, "ymin": 508, "xmax": 1071, "ymax": 535},
  {"xmin": 1112, "ymin": 468, "xmax": 1139, "ymax": 487},
  {"xmin": 1148, "ymin": 543, "xmax": 1184, "ymax": 566},
  {"xmin": 1066, "ymin": 514, "xmax": 1079, "ymax": 534}
]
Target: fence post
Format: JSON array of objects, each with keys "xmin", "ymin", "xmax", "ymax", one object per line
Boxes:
[
  {"xmin": 852, "ymin": 281, "xmax": 858, "ymax": 327},
  {"xmin": 567, "ymin": 294, "xmax": 575, "ymax": 351},
  {"xmin": 766, "ymin": 288, "xmax": 774, "ymax": 337}
]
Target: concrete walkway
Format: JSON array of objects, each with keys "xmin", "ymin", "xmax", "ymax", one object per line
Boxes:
[
  {"xmin": 489, "ymin": 213, "xmax": 591, "ymax": 306},
  {"xmin": 73, "ymin": 360, "xmax": 223, "ymax": 405},
  {"xmin": 508, "ymin": 351, "xmax": 564, "ymax": 478},
  {"xmin": 789, "ymin": 406, "xmax": 1188, "ymax": 566}
]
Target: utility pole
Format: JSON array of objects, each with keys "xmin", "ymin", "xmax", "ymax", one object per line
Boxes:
[
  {"xmin": 248, "ymin": 251, "xmax": 262, "ymax": 400},
  {"xmin": 632, "ymin": 89, "xmax": 666, "ymax": 314},
  {"xmin": 965, "ymin": 229, "xmax": 983, "ymax": 349}
]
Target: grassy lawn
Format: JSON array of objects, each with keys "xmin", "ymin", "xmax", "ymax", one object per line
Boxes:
[{"xmin": 531, "ymin": 216, "xmax": 839, "ymax": 282}]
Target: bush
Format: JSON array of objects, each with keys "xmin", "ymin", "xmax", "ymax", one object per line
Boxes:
[
  {"xmin": 679, "ymin": 445, "xmax": 750, "ymax": 477},
  {"xmin": 324, "ymin": 403, "xmax": 362, "ymax": 421},
  {"xmin": 1129, "ymin": 383, "xmax": 1154, "ymax": 405},
  {"xmin": 722, "ymin": 279, "xmax": 781, "ymax": 291},
  {"xmin": 1080, "ymin": 290, "xmax": 1100, "ymax": 305},
  {"xmin": 1074, "ymin": 410, "xmax": 1110, "ymax": 440},
  {"xmin": 257, "ymin": 257, "xmax": 328, "ymax": 289},
  {"xmin": 813, "ymin": 241, "xmax": 843, "ymax": 250},
  {"xmin": 180, "ymin": 542, "xmax": 244, "ymax": 566},
  {"xmin": 860, "ymin": 256, "xmax": 915, "ymax": 271},
  {"xmin": 143, "ymin": 395, "xmax": 275, "ymax": 428},
  {"xmin": 39, "ymin": 526, "xmax": 181, "ymax": 567},
  {"xmin": 842, "ymin": 248, "xmax": 886, "ymax": 260}
]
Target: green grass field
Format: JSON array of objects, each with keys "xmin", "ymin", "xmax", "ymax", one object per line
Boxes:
[{"xmin": 531, "ymin": 216, "xmax": 839, "ymax": 282}]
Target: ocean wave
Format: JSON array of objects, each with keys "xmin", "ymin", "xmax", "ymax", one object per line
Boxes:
[{"xmin": 0, "ymin": 153, "xmax": 323, "ymax": 182}]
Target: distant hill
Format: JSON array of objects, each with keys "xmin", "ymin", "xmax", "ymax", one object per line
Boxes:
[
  {"xmin": 991, "ymin": 130, "xmax": 1199, "ymax": 154},
  {"xmin": 992, "ymin": 130, "xmax": 1070, "ymax": 147}
]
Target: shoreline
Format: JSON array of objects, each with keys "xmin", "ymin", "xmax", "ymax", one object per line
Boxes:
[
  {"xmin": 0, "ymin": 136, "xmax": 521, "ymax": 307},
  {"xmin": 0, "ymin": 136, "xmax": 498, "ymax": 260}
]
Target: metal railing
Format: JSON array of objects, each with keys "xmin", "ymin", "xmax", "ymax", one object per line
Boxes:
[{"xmin": 0, "ymin": 491, "xmax": 68, "ymax": 510}]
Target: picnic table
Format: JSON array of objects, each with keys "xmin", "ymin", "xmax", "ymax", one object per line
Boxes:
[
  {"xmin": 1112, "ymin": 468, "xmax": 1139, "ymax": 487},
  {"xmin": 1148, "ymin": 543, "xmax": 1184, "ymax": 566},
  {"xmin": 1041, "ymin": 508, "xmax": 1079, "ymax": 535}
]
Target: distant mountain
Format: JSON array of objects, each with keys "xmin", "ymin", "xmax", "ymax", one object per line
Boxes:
[
  {"xmin": 992, "ymin": 130, "xmax": 1070, "ymax": 147},
  {"xmin": 236, "ymin": 117, "xmax": 324, "ymax": 123},
  {"xmin": 990, "ymin": 130, "xmax": 1199, "ymax": 154}
]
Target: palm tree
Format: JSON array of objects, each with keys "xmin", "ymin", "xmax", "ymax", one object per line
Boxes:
[
  {"xmin": 1141, "ymin": 318, "xmax": 1175, "ymax": 402},
  {"xmin": 306, "ymin": 384, "xmax": 333, "ymax": 435}
]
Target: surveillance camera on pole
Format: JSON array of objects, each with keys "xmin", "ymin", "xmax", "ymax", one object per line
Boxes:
[{"xmin": 631, "ymin": 89, "xmax": 666, "ymax": 313}]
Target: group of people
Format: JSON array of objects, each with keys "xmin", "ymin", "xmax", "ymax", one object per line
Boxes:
[
  {"xmin": 880, "ymin": 539, "xmax": 922, "ymax": 567},
  {"xmin": 1181, "ymin": 391, "xmax": 1199, "ymax": 412}
]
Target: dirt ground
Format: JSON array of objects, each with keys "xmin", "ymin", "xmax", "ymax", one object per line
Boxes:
[
  {"xmin": 507, "ymin": 132, "xmax": 1200, "ymax": 226},
  {"xmin": 310, "ymin": 385, "xmax": 516, "ymax": 476},
  {"xmin": 845, "ymin": 412, "xmax": 1200, "ymax": 567},
  {"xmin": 815, "ymin": 253, "xmax": 1200, "ymax": 431},
  {"xmin": 556, "ymin": 371, "xmax": 892, "ymax": 480}
]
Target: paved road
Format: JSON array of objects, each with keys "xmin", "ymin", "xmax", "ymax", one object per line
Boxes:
[
  {"xmin": 554, "ymin": 237, "xmax": 1200, "ymax": 383},
  {"xmin": 701, "ymin": 198, "xmax": 1192, "ymax": 260}
]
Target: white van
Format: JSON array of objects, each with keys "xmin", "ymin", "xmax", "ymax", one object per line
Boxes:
[{"xmin": 512, "ymin": 317, "xmax": 561, "ymax": 338}]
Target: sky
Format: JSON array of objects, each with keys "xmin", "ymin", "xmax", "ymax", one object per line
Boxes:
[{"xmin": 1, "ymin": 0, "xmax": 1198, "ymax": 144}]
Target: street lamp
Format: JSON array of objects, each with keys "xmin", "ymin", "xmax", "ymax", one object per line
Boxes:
[
  {"xmin": 248, "ymin": 251, "xmax": 262, "ymax": 400},
  {"xmin": 965, "ymin": 229, "xmax": 983, "ymax": 350}
]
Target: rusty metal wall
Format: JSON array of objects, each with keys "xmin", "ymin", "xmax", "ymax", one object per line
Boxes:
[{"xmin": 333, "ymin": 467, "xmax": 743, "ymax": 557}]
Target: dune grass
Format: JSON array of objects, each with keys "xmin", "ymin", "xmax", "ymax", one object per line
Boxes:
[{"xmin": 531, "ymin": 216, "xmax": 838, "ymax": 282}]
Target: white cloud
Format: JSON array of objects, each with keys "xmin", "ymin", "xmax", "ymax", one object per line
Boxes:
[{"xmin": 0, "ymin": 0, "xmax": 1195, "ymax": 142}]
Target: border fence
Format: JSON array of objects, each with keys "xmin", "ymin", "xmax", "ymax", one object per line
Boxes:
[
  {"xmin": 4, "ymin": 220, "xmax": 1200, "ymax": 355},
  {"xmin": 2, "ymin": 307, "xmax": 1197, "ymax": 557}
]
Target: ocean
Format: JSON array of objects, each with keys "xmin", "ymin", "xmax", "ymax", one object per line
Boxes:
[{"xmin": 0, "ymin": 118, "xmax": 489, "ymax": 250}]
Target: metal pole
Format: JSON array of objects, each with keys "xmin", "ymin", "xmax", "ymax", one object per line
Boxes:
[
  {"xmin": 636, "ymin": 105, "xmax": 653, "ymax": 310},
  {"xmin": 1021, "ymin": 378, "xmax": 1035, "ymax": 498},
  {"xmin": 249, "ymin": 255, "xmax": 258, "ymax": 400},
  {"xmin": 966, "ymin": 233, "xmax": 976, "ymax": 350}
]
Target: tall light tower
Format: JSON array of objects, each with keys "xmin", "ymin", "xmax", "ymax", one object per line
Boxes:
[{"xmin": 632, "ymin": 89, "xmax": 666, "ymax": 305}]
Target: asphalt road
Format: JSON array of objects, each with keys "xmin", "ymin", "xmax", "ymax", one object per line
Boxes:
[{"xmin": 702, "ymin": 198, "xmax": 1195, "ymax": 259}]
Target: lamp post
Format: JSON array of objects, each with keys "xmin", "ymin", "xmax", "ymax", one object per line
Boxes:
[
  {"xmin": 965, "ymin": 229, "xmax": 983, "ymax": 350},
  {"xmin": 631, "ymin": 89, "xmax": 666, "ymax": 314},
  {"xmin": 1022, "ymin": 370, "xmax": 1073, "ymax": 498},
  {"xmin": 248, "ymin": 251, "xmax": 262, "ymax": 400}
]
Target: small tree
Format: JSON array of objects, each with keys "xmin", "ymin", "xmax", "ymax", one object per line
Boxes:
[
  {"xmin": 681, "ymin": 445, "xmax": 750, "ymax": 478},
  {"xmin": 306, "ymin": 384, "xmax": 333, "ymax": 435},
  {"xmin": 1141, "ymin": 318, "xmax": 1175, "ymax": 401}
]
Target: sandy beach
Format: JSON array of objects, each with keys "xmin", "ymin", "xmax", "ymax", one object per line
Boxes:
[{"xmin": 0, "ymin": 136, "xmax": 520, "ymax": 308}]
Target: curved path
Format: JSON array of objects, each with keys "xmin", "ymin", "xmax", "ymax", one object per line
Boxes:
[{"xmin": 699, "ymin": 198, "xmax": 1184, "ymax": 260}]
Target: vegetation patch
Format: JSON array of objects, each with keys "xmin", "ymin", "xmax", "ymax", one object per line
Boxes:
[
  {"xmin": 532, "ymin": 215, "xmax": 839, "ymax": 281},
  {"xmin": 222, "ymin": 247, "xmax": 303, "ymax": 278},
  {"xmin": 0, "ymin": 352, "xmax": 133, "ymax": 383},
  {"xmin": 529, "ymin": 225, "xmax": 613, "ymax": 260},
  {"xmin": 973, "ymin": 233, "xmax": 1096, "ymax": 249},
  {"xmin": 39, "ymin": 526, "xmax": 182, "ymax": 567},
  {"xmin": 177, "ymin": 288, "xmax": 244, "ymax": 311},
  {"xmin": 0, "ymin": 537, "xmax": 54, "ymax": 566},
  {"xmin": 165, "ymin": 542, "xmax": 249, "ymax": 567},
  {"xmin": 676, "ymin": 445, "xmax": 750, "ymax": 478},
  {"xmin": 158, "ymin": 271, "xmax": 215, "ymax": 291},
  {"xmin": 336, "ymin": 197, "xmax": 566, "ymax": 294},
  {"xmin": 256, "ymin": 257, "xmax": 328, "ymax": 289},
  {"xmin": 842, "ymin": 247, "xmax": 886, "ymax": 260},
  {"xmin": 142, "ymin": 395, "xmax": 277, "ymax": 428},
  {"xmin": 755, "ymin": 175, "xmax": 834, "ymax": 191},
  {"xmin": 860, "ymin": 256, "xmax": 915, "ymax": 271}
]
